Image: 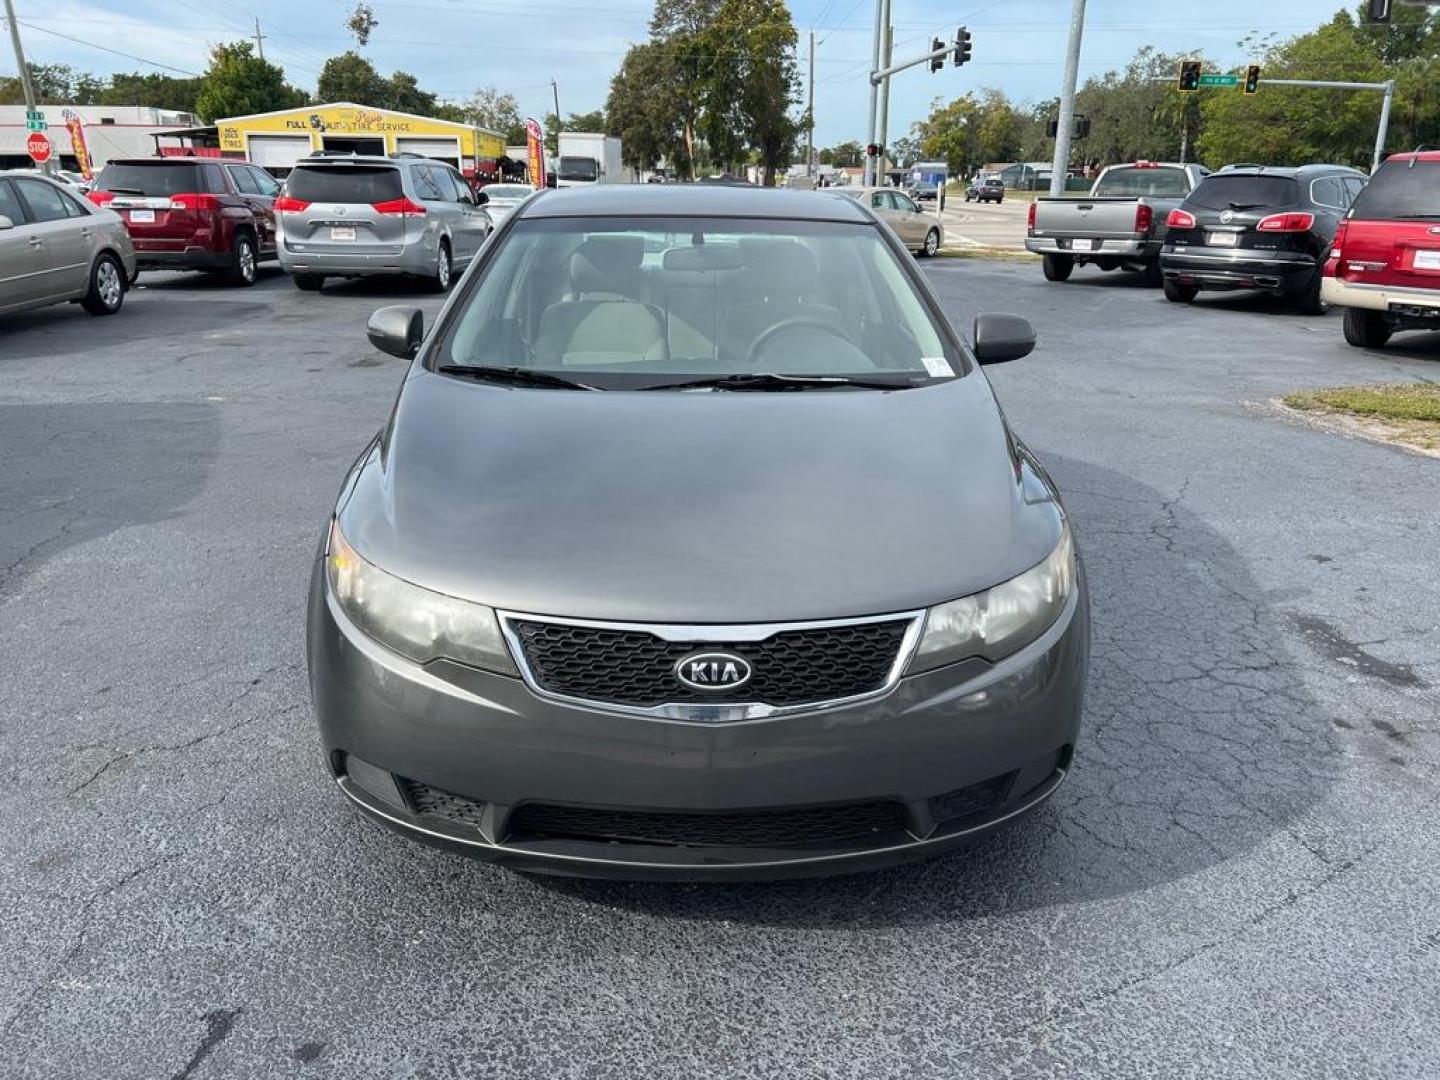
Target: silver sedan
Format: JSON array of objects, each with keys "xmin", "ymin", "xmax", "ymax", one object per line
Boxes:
[
  {"xmin": 477, "ymin": 182, "xmax": 537, "ymax": 226},
  {"xmin": 0, "ymin": 170, "xmax": 135, "ymax": 319}
]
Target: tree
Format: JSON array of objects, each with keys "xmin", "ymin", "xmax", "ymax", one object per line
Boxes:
[
  {"xmin": 608, "ymin": 41, "xmax": 688, "ymax": 173},
  {"xmin": 888, "ymin": 135, "xmax": 920, "ymax": 168},
  {"xmin": 0, "ymin": 63, "xmax": 102, "ymax": 105},
  {"xmin": 385, "ymin": 70, "xmax": 437, "ymax": 115},
  {"xmin": 317, "ymin": 51, "xmax": 389, "ymax": 105},
  {"xmin": 541, "ymin": 109, "xmax": 610, "ymax": 154},
  {"xmin": 729, "ymin": 0, "xmax": 801, "ymax": 184},
  {"xmin": 100, "ymin": 72, "xmax": 202, "ymax": 113},
  {"xmin": 194, "ymin": 42, "xmax": 308, "ymax": 122},
  {"xmin": 345, "ymin": 2, "xmax": 378, "ymax": 47},
  {"xmin": 819, "ymin": 140, "xmax": 862, "ymax": 167},
  {"xmin": 915, "ymin": 90, "xmax": 1023, "ymax": 175},
  {"xmin": 463, "ymin": 86, "xmax": 525, "ymax": 143}
]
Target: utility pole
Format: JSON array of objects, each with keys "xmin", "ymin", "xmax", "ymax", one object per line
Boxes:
[
  {"xmin": 1049, "ymin": 0, "xmax": 1086, "ymax": 198},
  {"xmin": 864, "ymin": 0, "xmax": 883, "ymax": 185},
  {"xmin": 806, "ymin": 30, "xmax": 815, "ymax": 179},
  {"xmin": 876, "ymin": 22, "xmax": 893, "ymax": 184},
  {"xmin": 3, "ymin": 0, "xmax": 53, "ymax": 176},
  {"xmin": 253, "ymin": 17, "xmax": 266, "ymax": 59}
]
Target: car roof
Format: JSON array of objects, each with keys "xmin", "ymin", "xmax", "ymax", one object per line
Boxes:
[
  {"xmin": 1381, "ymin": 150, "xmax": 1440, "ymax": 165},
  {"xmin": 516, "ymin": 183, "xmax": 873, "ymax": 223},
  {"xmin": 0, "ymin": 169, "xmax": 68, "ymax": 181},
  {"xmin": 1209, "ymin": 164, "xmax": 1365, "ymax": 178}
]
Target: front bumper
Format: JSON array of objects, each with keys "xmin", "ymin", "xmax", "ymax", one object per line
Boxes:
[
  {"xmin": 1025, "ymin": 236, "xmax": 1152, "ymax": 258},
  {"xmin": 1321, "ymin": 275, "xmax": 1440, "ymax": 316},
  {"xmin": 1161, "ymin": 246, "xmax": 1315, "ymax": 292},
  {"xmin": 306, "ymin": 559, "xmax": 1090, "ymax": 880}
]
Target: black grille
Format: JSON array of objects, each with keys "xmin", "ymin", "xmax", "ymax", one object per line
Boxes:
[
  {"xmin": 402, "ymin": 780, "xmax": 487, "ymax": 829},
  {"xmin": 929, "ymin": 773, "xmax": 1014, "ymax": 826},
  {"xmin": 507, "ymin": 800, "xmax": 908, "ymax": 848},
  {"xmin": 509, "ymin": 617, "xmax": 912, "ymax": 707}
]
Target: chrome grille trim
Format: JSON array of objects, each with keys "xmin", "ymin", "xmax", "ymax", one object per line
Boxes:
[{"xmin": 496, "ymin": 609, "xmax": 926, "ymax": 723}]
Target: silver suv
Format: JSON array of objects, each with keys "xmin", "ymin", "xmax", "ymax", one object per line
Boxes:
[{"xmin": 276, "ymin": 154, "xmax": 493, "ymax": 292}]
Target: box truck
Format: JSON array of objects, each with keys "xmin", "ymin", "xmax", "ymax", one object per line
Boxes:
[{"xmin": 555, "ymin": 133, "xmax": 626, "ymax": 186}]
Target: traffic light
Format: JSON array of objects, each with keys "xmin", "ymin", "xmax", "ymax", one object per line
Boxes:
[
  {"xmin": 1046, "ymin": 118, "xmax": 1059, "ymax": 138},
  {"xmin": 866, "ymin": 143, "xmax": 879, "ymax": 158},
  {"xmin": 1178, "ymin": 60, "xmax": 1202, "ymax": 92},
  {"xmin": 929, "ymin": 38, "xmax": 946, "ymax": 73},
  {"xmin": 1075, "ymin": 116, "xmax": 1091, "ymax": 139},
  {"xmin": 1366, "ymin": 0, "xmax": 1391, "ymax": 23},
  {"xmin": 953, "ymin": 26, "xmax": 972, "ymax": 68},
  {"xmin": 1243, "ymin": 65, "xmax": 1261, "ymax": 95}
]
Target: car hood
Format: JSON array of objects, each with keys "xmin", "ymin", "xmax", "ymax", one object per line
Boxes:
[{"xmin": 338, "ymin": 370, "xmax": 1064, "ymax": 623}]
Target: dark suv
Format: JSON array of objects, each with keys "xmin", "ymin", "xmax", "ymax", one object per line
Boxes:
[
  {"xmin": 1159, "ymin": 164, "xmax": 1367, "ymax": 314},
  {"xmin": 88, "ymin": 158, "xmax": 280, "ymax": 286},
  {"xmin": 1323, "ymin": 150, "xmax": 1440, "ymax": 349}
]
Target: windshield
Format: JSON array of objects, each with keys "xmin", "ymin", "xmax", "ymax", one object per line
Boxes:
[
  {"xmin": 285, "ymin": 166, "xmax": 403, "ymax": 204},
  {"xmin": 1187, "ymin": 175, "xmax": 1298, "ymax": 210},
  {"xmin": 1351, "ymin": 161, "xmax": 1440, "ymax": 220},
  {"xmin": 558, "ymin": 157, "xmax": 600, "ymax": 182},
  {"xmin": 1095, "ymin": 167, "xmax": 1191, "ymax": 198},
  {"xmin": 437, "ymin": 216, "xmax": 959, "ymax": 389},
  {"xmin": 95, "ymin": 162, "xmax": 201, "ymax": 196}
]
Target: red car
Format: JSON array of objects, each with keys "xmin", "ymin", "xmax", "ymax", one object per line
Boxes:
[
  {"xmin": 1323, "ymin": 149, "xmax": 1440, "ymax": 348},
  {"xmin": 88, "ymin": 158, "xmax": 280, "ymax": 286}
]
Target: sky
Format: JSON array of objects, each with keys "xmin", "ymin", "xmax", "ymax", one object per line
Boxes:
[{"xmin": 1, "ymin": 0, "xmax": 1367, "ymax": 147}]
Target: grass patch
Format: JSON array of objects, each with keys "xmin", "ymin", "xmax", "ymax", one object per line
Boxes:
[
  {"xmin": 1286, "ymin": 383, "xmax": 1440, "ymax": 423},
  {"xmin": 1284, "ymin": 383, "xmax": 1440, "ymax": 455},
  {"xmin": 936, "ymin": 247, "xmax": 1039, "ymax": 262}
]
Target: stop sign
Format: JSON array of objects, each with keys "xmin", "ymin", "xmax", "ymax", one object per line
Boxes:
[{"xmin": 26, "ymin": 131, "xmax": 52, "ymax": 164}]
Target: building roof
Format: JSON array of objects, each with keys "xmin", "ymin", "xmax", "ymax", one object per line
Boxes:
[
  {"xmin": 212, "ymin": 101, "xmax": 503, "ymax": 139},
  {"xmin": 516, "ymin": 183, "xmax": 872, "ymax": 223}
]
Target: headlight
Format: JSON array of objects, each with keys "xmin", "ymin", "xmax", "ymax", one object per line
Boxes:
[
  {"xmin": 325, "ymin": 519, "xmax": 517, "ymax": 675},
  {"xmin": 907, "ymin": 524, "xmax": 1075, "ymax": 673}
]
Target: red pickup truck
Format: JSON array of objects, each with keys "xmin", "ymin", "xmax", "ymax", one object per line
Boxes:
[
  {"xmin": 88, "ymin": 158, "xmax": 279, "ymax": 286},
  {"xmin": 1323, "ymin": 149, "xmax": 1440, "ymax": 349}
]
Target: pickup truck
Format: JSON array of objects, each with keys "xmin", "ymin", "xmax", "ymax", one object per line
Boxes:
[{"xmin": 1025, "ymin": 162, "xmax": 1209, "ymax": 283}]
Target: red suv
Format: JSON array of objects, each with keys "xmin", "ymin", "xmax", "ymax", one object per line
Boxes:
[
  {"xmin": 1323, "ymin": 150, "xmax": 1440, "ymax": 348},
  {"xmin": 87, "ymin": 158, "xmax": 279, "ymax": 286}
]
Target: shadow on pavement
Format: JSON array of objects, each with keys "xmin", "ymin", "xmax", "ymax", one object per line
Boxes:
[{"xmin": 520, "ymin": 454, "xmax": 1340, "ymax": 926}]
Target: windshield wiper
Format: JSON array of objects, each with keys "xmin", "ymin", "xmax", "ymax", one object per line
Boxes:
[
  {"xmin": 640, "ymin": 372, "xmax": 929, "ymax": 392},
  {"xmin": 435, "ymin": 364, "xmax": 599, "ymax": 391}
]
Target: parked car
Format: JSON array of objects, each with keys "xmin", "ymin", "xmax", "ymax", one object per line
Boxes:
[
  {"xmin": 966, "ymin": 178, "xmax": 1005, "ymax": 204},
  {"xmin": 1322, "ymin": 149, "xmax": 1440, "ymax": 348},
  {"xmin": 276, "ymin": 154, "xmax": 492, "ymax": 291},
  {"xmin": 1026, "ymin": 161, "xmax": 1209, "ymax": 283},
  {"xmin": 0, "ymin": 170, "xmax": 135, "ymax": 319},
  {"xmin": 307, "ymin": 184, "xmax": 1086, "ymax": 881},
  {"xmin": 909, "ymin": 180, "xmax": 939, "ymax": 203},
  {"xmin": 88, "ymin": 158, "xmax": 279, "ymax": 285},
  {"xmin": 840, "ymin": 187, "xmax": 944, "ymax": 256},
  {"xmin": 1159, "ymin": 164, "xmax": 1367, "ymax": 314},
  {"xmin": 475, "ymin": 182, "xmax": 535, "ymax": 226}
]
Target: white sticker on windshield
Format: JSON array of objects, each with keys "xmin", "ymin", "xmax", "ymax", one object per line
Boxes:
[{"xmin": 921, "ymin": 356, "xmax": 952, "ymax": 378}]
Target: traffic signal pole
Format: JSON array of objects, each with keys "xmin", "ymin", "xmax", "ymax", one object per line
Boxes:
[
  {"xmin": 864, "ymin": 0, "xmax": 883, "ymax": 186},
  {"xmin": 876, "ymin": 22, "xmax": 893, "ymax": 183},
  {"xmin": 1261, "ymin": 78, "xmax": 1396, "ymax": 172}
]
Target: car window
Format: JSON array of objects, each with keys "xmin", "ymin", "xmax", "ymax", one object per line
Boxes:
[
  {"xmin": 440, "ymin": 216, "xmax": 959, "ymax": 387},
  {"xmin": 0, "ymin": 179, "xmax": 26, "ymax": 224},
  {"xmin": 1095, "ymin": 167, "xmax": 1191, "ymax": 198},
  {"xmin": 1310, "ymin": 177, "xmax": 1345, "ymax": 209},
  {"xmin": 415, "ymin": 167, "xmax": 448, "ymax": 202},
  {"xmin": 94, "ymin": 162, "xmax": 203, "ymax": 197},
  {"xmin": 202, "ymin": 164, "xmax": 227, "ymax": 194},
  {"xmin": 13, "ymin": 178, "xmax": 75, "ymax": 223},
  {"xmin": 248, "ymin": 167, "xmax": 280, "ymax": 196},
  {"xmin": 1344, "ymin": 177, "xmax": 1367, "ymax": 205},
  {"xmin": 284, "ymin": 166, "xmax": 405, "ymax": 204},
  {"xmin": 893, "ymin": 193, "xmax": 919, "ymax": 214},
  {"xmin": 229, "ymin": 166, "xmax": 261, "ymax": 195},
  {"xmin": 441, "ymin": 168, "xmax": 470, "ymax": 202},
  {"xmin": 870, "ymin": 192, "xmax": 887, "ymax": 210},
  {"xmin": 1349, "ymin": 161, "xmax": 1439, "ymax": 221},
  {"xmin": 1187, "ymin": 175, "xmax": 1299, "ymax": 211}
]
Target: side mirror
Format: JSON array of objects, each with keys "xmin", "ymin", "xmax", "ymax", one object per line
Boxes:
[
  {"xmin": 475, "ymin": 190, "xmax": 489, "ymax": 205},
  {"xmin": 367, "ymin": 306, "xmax": 424, "ymax": 359},
  {"xmin": 0, "ymin": 215, "xmax": 13, "ymax": 231},
  {"xmin": 973, "ymin": 313, "xmax": 1036, "ymax": 365}
]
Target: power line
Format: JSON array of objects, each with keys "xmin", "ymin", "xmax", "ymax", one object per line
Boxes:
[{"xmin": 13, "ymin": 20, "xmax": 202, "ymax": 75}]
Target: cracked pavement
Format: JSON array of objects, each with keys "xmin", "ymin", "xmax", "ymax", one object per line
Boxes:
[{"xmin": 1, "ymin": 263, "xmax": 1437, "ymax": 1078}]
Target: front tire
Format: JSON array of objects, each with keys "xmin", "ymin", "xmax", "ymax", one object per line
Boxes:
[
  {"xmin": 81, "ymin": 254, "xmax": 125, "ymax": 316},
  {"xmin": 1342, "ymin": 307, "xmax": 1392, "ymax": 349},
  {"xmin": 1163, "ymin": 278, "xmax": 1199, "ymax": 304},
  {"xmin": 427, "ymin": 241, "xmax": 453, "ymax": 293},
  {"xmin": 226, "ymin": 233, "xmax": 258, "ymax": 287},
  {"xmin": 1042, "ymin": 253, "xmax": 1074, "ymax": 282},
  {"xmin": 920, "ymin": 229, "xmax": 940, "ymax": 258}
]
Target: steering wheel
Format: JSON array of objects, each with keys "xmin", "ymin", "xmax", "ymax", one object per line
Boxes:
[{"xmin": 744, "ymin": 316, "xmax": 855, "ymax": 364}]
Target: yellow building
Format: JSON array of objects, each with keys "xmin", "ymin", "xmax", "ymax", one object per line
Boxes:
[{"xmin": 214, "ymin": 102, "xmax": 505, "ymax": 176}]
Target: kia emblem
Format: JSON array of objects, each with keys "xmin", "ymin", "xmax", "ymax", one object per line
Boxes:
[{"xmin": 675, "ymin": 652, "xmax": 753, "ymax": 692}]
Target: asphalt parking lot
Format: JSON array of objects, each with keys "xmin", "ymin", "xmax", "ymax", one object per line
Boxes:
[{"xmin": 2, "ymin": 262, "xmax": 1438, "ymax": 1078}]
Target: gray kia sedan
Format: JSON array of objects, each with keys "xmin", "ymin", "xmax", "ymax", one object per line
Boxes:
[{"xmin": 308, "ymin": 184, "xmax": 1088, "ymax": 880}]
